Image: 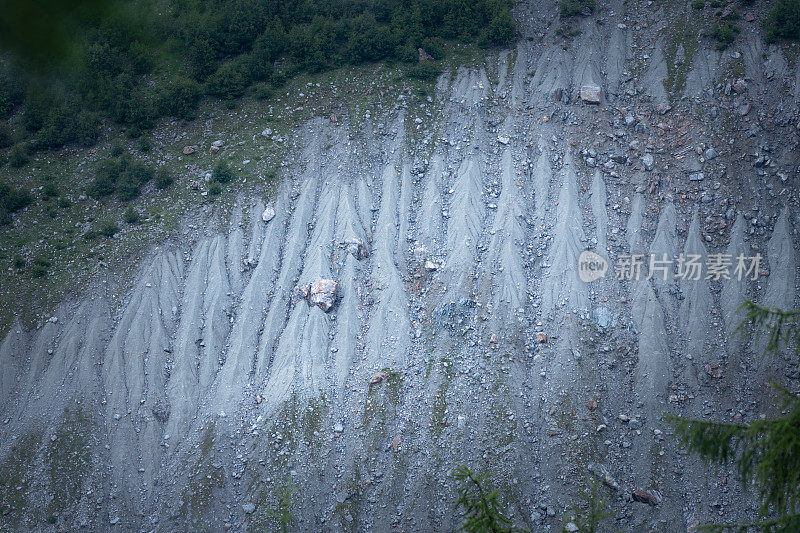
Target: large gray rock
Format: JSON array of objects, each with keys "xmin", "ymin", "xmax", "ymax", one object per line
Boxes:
[{"xmin": 304, "ymin": 279, "xmax": 338, "ymax": 312}]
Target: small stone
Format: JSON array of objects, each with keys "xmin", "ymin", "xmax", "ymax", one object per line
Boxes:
[
  {"xmin": 536, "ymin": 332, "xmax": 547, "ymax": 343},
  {"xmin": 738, "ymin": 102, "xmax": 751, "ymax": 116},
  {"xmin": 370, "ymin": 371, "xmax": 388, "ymax": 387},
  {"xmin": 580, "ymin": 85, "xmax": 601, "ymax": 104},
  {"xmin": 497, "ymin": 135, "xmax": 510, "ymax": 145},
  {"xmin": 261, "ymin": 128, "xmax": 273, "ymax": 137},
  {"xmin": 641, "ymin": 153, "xmax": 654, "ymax": 171},
  {"xmin": 689, "ymin": 172, "xmax": 705, "ymax": 181},
  {"xmin": 182, "ymin": 146, "xmax": 195, "ymax": 155},
  {"xmin": 334, "ymin": 423, "xmax": 344, "ymax": 433},
  {"xmin": 261, "ymin": 205, "xmax": 276, "ymax": 222},
  {"xmin": 632, "ymin": 489, "xmax": 662, "ymax": 506},
  {"xmin": 242, "ymin": 503, "xmax": 255, "ymax": 514},
  {"xmin": 565, "ymin": 523, "xmax": 579, "ymax": 532}
]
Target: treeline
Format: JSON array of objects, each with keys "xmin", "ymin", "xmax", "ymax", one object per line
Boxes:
[{"xmin": 0, "ymin": 0, "xmax": 514, "ymax": 154}]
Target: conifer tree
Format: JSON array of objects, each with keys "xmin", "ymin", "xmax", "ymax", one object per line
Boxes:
[{"xmin": 666, "ymin": 301, "xmax": 800, "ymax": 532}]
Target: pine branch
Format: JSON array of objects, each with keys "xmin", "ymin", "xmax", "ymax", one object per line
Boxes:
[
  {"xmin": 666, "ymin": 387, "xmax": 800, "ymax": 519},
  {"xmin": 735, "ymin": 301, "xmax": 800, "ymax": 357},
  {"xmin": 453, "ymin": 466, "xmax": 527, "ymax": 533}
]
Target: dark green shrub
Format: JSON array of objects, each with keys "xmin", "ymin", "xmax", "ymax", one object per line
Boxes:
[
  {"xmin": 208, "ymin": 181, "xmax": 222, "ymax": 195},
  {"xmin": 560, "ymin": 0, "xmax": 595, "ymax": 17},
  {"xmin": 253, "ymin": 83, "xmax": 273, "ymax": 100},
  {"xmin": 117, "ymin": 162, "xmax": 152, "ymax": 201},
  {"xmin": 205, "ymin": 59, "xmax": 252, "ymax": 100},
  {"xmin": 57, "ymin": 197, "xmax": 71, "ymax": 209},
  {"xmin": 0, "ymin": 123, "xmax": 11, "ymax": 149},
  {"xmin": 710, "ymin": 22, "xmax": 741, "ymax": 49},
  {"xmin": 99, "ymin": 221, "xmax": 118, "ymax": 237},
  {"xmin": 692, "ymin": 0, "xmax": 705, "ymax": 9},
  {"xmin": 213, "ymin": 160, "xmax": 234, "ymax": 183},
  {"xmin": 42, "ymin": 182, "xmax": 59, "ymax": 199},
  {"xmin": 405, "ymin": 61, "xmax": 442, "ymax": 81},
  {"xmin": 158, "ymin": 77, "xmax": 201, "ymax": 120},
  {"xmin": 110, "ymin": 142, "xmax": 124, "ymax": 157},
  {"xmin": 33, "ymin": 257, "xmax": 51, "ymax": 278},
  {"xmin": 13, "ymin": 254, "xmax": 24, "ymax": 269},
  {"xmin": 765, "ymin": 0, "xmax": 800, "ymax": 42},
  {"xmin": 137, "ymin": 137, "xmax": 151, "ymax": 152},
  {"xmin": 0, "ymin": 181, "xmax": 33, "ymax": 225},
  {"xmin": 123, "ymin": 206, "xmax": 140, "ymax": 224},
  {"xmin": 9, "ymin": 145, "xmax": 29, "ymax": 168},
  {"xmin": 265, "ymin": 167, "xmax": 277, "ymax": 180},
  {"xmin": 155, "ymin": 167, "xmax": 173, "ymax": 189}
]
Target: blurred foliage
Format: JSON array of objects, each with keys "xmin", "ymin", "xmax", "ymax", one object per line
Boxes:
[{"xmin": 0, "ymin": 0, "xmax": 515, "ymax": 157}]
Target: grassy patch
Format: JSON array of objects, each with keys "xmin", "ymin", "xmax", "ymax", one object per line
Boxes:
[
  {"xmin": 0, "ymin": 432, "xmax": 42, "ymax": 526},
  {"xmin": 559, "ymin": 0, "xmax": 595, "ymax": 17},
  {"xmin": 665, "ymin": 17, "xmax": 701, "ymax": 95},
  {"xmin": 46, "ymin": 407, "xmax": 93, "ymax": 518}
]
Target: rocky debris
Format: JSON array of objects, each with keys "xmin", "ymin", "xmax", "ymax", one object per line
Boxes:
[
  {"xmin": 738, "ymin": 102, "xmax": 751, "ymax": 116},
  {"xmin": 632, "ymin": 489, "xmax": 662, "ymax": 506},
  {"xmin": 390, "ymin": 434, "xmax": 402, "ymax": 453},
  {"xmin": 369, "ymin": 371, "xmax": 389, "ymax": 387},
  {"xmin": 588, "ymin": 462, "xmax": 621, "ymax": 491},
  {"xmin": 580, "ymin": 85, "xmax": 601, "ymax": 104},
  {"xmin": 641, "ymin": 153, "xmax": 654, "ymax": 171},
  {"xmin": 344, "ymin": 238, "xmax": 368, "ymax": 259},
  {"xmin": 593, "ymin": 307, "xmax": 615, "ymax": 330},
  {"xmin": 565, "ymin": 523, "xmax": 579, "ymax": 532},
  {"xmin": 732, "ymin": 79, "xmax": 747, "ymax": 93},
  {"xmin": 418, "ymin": 48, "xmax": 434, "ymax": 62},
  {"xmin": 182, "ymin": 146, "xmax": 196, "ymax": 155},
  {"xmin": 689, "ymin": 172, "xmax": 705, "ymax": 181},
  {"xmin": 303, "ymin": 279, "xmax": 337, "ymax": 312},
  {"xmin": 261, "ymin": 205, "xmax": 276, "ymax": 222}
]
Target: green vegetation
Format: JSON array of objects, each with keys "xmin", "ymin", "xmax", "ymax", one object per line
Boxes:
[
  {"xmin": 123, "ymin": 205, "xmax": 140, "ymax": 224},
  {"xmin": 213, "ymin": 160, "xmax": 234, "ymax": 184},
  {"xmin": 0, "ymin": 432, "xmax": 41, "ymax": 524},
  {"xmin": 0, "ymin": 180, "xmax": 33, "ymax": 224},
  {"xmin": 666, "ymin": 301, "xmax": 800, "ymax": 531},
  {"xmin": 0, "ymin": 0, "xmax": 515, "ymax": 158},
  {"xmin": 46, "ymin": 407, "xmax": 93, "ymax": 520},
  {"xmin": 692, "ymin": 0, "xmax": 706, "ymax": 9},
  {"xmin": 269, "ymin": 483, "xmax": 294, "ymax": 533},
  {"xmin": 32, "ymin": 257, "xmax": 51, "ymax": 278},
  {"xmin": 559, "ymin": 0, "xmax": 595, "ymax": 18},
  {"xmin": 453, "ymin": 465, "xmax": 525, "ymax": 533},
  {"xmin": 562, "ymin": 481, "xmax": 615, "ymax": 533},
  {"xmin": 89, "ymin": 155, "xmax": 153, "ymax": 201},
  {"xmin": 710, "ymin": 21, "xmax": 741, "ymax": 49},
  {"xmin": 765, "ymin": 0, "xmax": 800, "ymax": 43},
  {"xmin": 99, "ymin": 221, "xmax": 119, "ymax": 237},
  {"xmin": 155, "ymin": 167, "xmax": 174, "ymax": 190}
]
